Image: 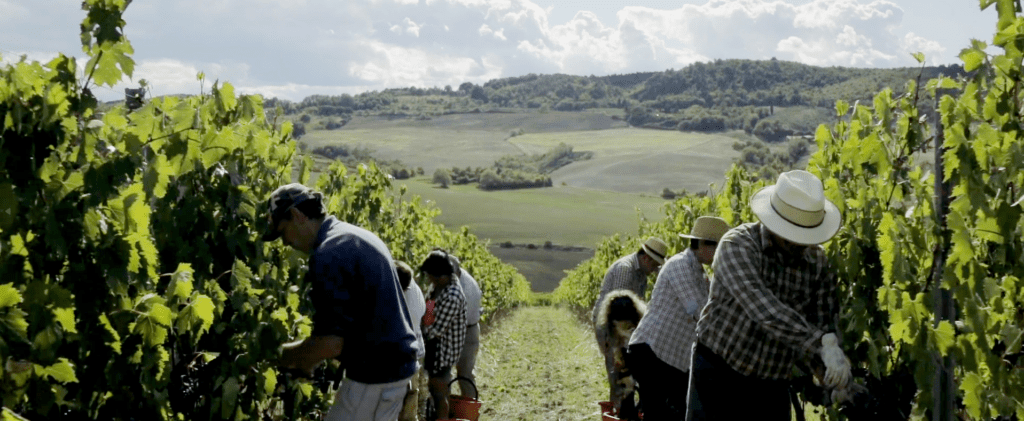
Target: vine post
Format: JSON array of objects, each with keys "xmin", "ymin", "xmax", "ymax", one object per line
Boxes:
[{"xmin": 931, "ymin": 88, "xmax": 955, "ymax": 421}]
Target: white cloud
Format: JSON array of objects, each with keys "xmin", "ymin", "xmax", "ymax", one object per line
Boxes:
[
  {"xmin": 901, "ymin": 32, "xmax": 946, "ymax": 64},
  {"xmin": 0, "ymin": 0, "xmax": 960, "ymax": 102},
  {"xmin": 348, "ymin": 40, "xmax": 503, "ymax": 88},
  {"xmin": 403, "ymin": 18, "xmax": 423, "ymax": 36},
  {"xmin": 0, "ymin": 0, "xmax": 29, "ymax": 23},
  {"xmin": 479, "ymin": 24, "xmax": 508, "ymax": 40}
]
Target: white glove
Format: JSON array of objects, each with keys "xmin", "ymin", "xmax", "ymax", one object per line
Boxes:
[
  {"xmin": 819, "ymin": 333, "xmax": 852, "ymax": 389},
  {"xmin": 830, "ymin": 381, "xmax": 868, "ymax": 405}
]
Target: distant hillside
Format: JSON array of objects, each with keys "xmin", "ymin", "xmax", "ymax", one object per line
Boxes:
[{"xmin": 265, "ymin": 58, "xmax": 964, "ymax": 141}]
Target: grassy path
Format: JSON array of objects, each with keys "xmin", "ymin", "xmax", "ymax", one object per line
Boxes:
[{"xmin": 473, "ymin": 306, "xmax": 608, "ymax": 421}]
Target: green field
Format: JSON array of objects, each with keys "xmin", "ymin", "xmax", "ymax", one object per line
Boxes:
[
  {"xmin": 296, "ymin": 111, "xmax": 745, "ymax": 289},
  {"xmin": 508, "ymin": 128, "xmax": 742, "ymax": 194},
  {"xmin": 299, "ymin": 111, "xmax": 630, "ymax": 171},
  {"xmin": 396, "ymin": 177, "xmax": 666, "ymax": 247},
  {"xmin": 300, "ymin": 112, "xmax": 744, "ymax": 195}
]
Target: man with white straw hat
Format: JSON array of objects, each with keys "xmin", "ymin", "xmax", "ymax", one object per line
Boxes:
[
  {"xmin": 627, "ymin": 216, "xmax": 730, "ymax": 421},
  {"xmin": 593, "ymin": 236, "xmax": 667, "ymax": 409},
  {"xmin": 686, "ymin": 170, "xmax": 853, "ymax": 421}
]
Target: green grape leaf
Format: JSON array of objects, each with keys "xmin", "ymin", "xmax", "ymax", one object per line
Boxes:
[
  {"xmin": 221, "ymin": 376, "xmax": 240, "ymax": 419},
  {"xmin": 216, "ymin": 83, "xmax": 238, "ymax": 112},
  {"xmin": 131, "ymin": 301, "xmax": 171, "ymax": 347},
  {"xmin": 960, "ymin": 48, "xmax": 986, "ymax": 72},
  {"xmin": 947, "ymin": 211, "xmax": 975, "ymax": 267},
  {"xmin": 53, "ymin": 307, "xmax": 78, "ymax": 334},
  {"xmin": 147, "ymin": 303, "xmax": 172, "ymax": 326},
  {"xmin": 3, "ymin": 407, "xmax": 32, "ymax": 420},
  {"xmin": 889, "ymin": 314, "xmax": 912, "ymax": 344},
  {"xmin": 960, "ymin": 371, "xmax": 984, "ymax": 419},
  {"xmin": 912, "ymin": 52, "xmax": 925, "ymax": 63},
  {"xmin": 933, "ymin": 320, "xmax": 956, "ymax": 356},
  {"xmin": 98, "ymin": 314, "xmax": 122, "ymax": 354},
  {"xmin": 35, "ymin": 358, "xmax": 79, "ymax": 383},
  {"xmin": 262, "ymin": 368, "xmax": 278, "ymax": 397},
  {"xmin": 0, "ymin": 283, "xmax": 22, "ymax": 308},
  {"xmin": 201, "ymin": 129, "xmax": 236, "ymax": 169},
  {"xmin": 2, "ymin": 307, "xmax": 29, "ymax": 340},
  {"xmin": 0, "ymin": 183, "xmax": 17, "ymax": 231},
  {"xmin": 8, "ymin": 232, "xmax": 33, "ymax": 256},
  {"xmin": 167, "ymin": 263, "xmax": 194, "ymax": 300},
  {"xmin": 143, "ymin": 154, "xmax": 174, "ymax": 199},
  {"xmin": 189, "ymin": 294, "xmax": 215, "ymax": 336}
]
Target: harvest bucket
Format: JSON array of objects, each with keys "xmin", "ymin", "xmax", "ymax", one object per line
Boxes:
[
  {"xmin": 448, "ymin": 376, "xmax": 482, "ymax": 421},
  {"xmin": 598, "ymin": 401, "xmax": 615, "ymax": 416}
]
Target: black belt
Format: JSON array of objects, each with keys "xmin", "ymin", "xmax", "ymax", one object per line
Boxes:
[{"xmin": 467, "ymin": 322, "xmax": 478, "ymax": 327}]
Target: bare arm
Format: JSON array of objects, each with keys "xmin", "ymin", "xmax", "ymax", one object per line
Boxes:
[{"xmin": 279, "ymin": 335, "xmax": 344, "ymax": 375}]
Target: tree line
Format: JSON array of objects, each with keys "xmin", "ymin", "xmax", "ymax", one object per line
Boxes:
[{"xmin": 266, "ymin": 59, "xmax": 963, "ymax": 142}]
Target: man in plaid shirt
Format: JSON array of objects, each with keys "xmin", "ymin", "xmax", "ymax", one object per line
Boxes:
[
  {"xmin": 627, "ymin": 216, "xmax": 729, "ymax": 421},
  {"xmin": 593, "ymin": 237, "xmax": 667, "ymax": 406},
  {"xmin": 686, "ymin": 170, "xmax": 854, "ymax": 421}
]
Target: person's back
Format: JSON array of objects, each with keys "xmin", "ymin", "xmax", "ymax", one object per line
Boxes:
[
  {"xmin": 263, "ymin": 183, "xmax": 418, "ymax": 421},
  {"xmin": 454, "ymin": 262, "xmax": 482, "ymax": 398},
  {"xmin": 310, "ymin": 219, "xmax": 418, "ymax": 384}
]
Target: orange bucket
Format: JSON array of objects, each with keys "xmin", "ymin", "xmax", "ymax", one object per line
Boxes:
[{"xmin": 448, "ymin": 377, "xmax": 482, "ymax": 421}]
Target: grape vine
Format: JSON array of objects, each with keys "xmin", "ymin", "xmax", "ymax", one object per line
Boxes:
[
  {"xmin": 556, "ymin": 2, "xmax": 1024, "ymax": 419},
  {"xmin": 0, "ymin": 1, "xmax": 529, "ymax": 419}
]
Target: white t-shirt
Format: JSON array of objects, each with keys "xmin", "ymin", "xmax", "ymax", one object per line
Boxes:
[
  {"xmin": 403, "ymin": 281, "xmax": 426, "ymax": 360},
  {"xmin": 459, "ymin": 270, "xmax": 482, "ymax": 325}
]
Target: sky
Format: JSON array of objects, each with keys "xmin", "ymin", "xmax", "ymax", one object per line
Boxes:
[{"xmin": 0, "ymin": 0, "xmax": 999, "ymax": 103}]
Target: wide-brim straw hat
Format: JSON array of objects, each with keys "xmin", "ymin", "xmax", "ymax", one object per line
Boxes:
[
  {"xmin": 640, "ymin": 237, "xmax": 668, "ymax": 264},
  {"xmin": 750, "ymin": 170, "xmax": 841, "ymax": 245},
  {"xmin": 679, "ymin": 216, "xmax": 731, "ymax": 242}
]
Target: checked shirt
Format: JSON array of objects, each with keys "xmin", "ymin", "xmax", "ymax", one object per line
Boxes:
[
  {"xmin": 423, "ymin": 281, "xmax": 467, "ymax": 371},
  {"xmin": 629, "ymin": 248, "xmax": 708, "ymax": 372},
  {"xmin": 695, "ymin": 222, "xmax": 838, "ymax": 380},
  {"xmin": 592, "ymin": 253, "xmax": 649, "ymax": 322}
]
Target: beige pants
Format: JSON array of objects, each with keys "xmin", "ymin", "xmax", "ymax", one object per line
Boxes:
[
  {"xmin": 399, "ymin": 365, "xmax": 428, "ymax": 421},
  {"xmin": 325, "ymin": 376, "xmax": 412, "ymax": 421}
]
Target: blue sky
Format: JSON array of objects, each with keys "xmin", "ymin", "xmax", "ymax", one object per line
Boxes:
[{"xmin": 0, "ymin": 0, "xmax": 998, "ymax": 102}]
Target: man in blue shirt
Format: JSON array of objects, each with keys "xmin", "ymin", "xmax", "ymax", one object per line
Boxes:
[{"xmin": 263, "ymin": 183, "xmax": 419, "ymax": 421}]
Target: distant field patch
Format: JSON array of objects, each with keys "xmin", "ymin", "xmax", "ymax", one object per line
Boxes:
[
  {"xmin": 397, "ymin": 177, "xmax": 666, "ymax": 248},
  {"xmin": 297, "ymin": 111, "xmax": 628, "ymax": 171},
  {"xmin": 509, "ymin": 128, "xmax": 743, "ymax": 194}
]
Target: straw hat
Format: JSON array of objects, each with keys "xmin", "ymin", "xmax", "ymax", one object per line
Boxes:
[
  {"xmin": 640, "ymin": 237, "xmax": 668, "ymax": 264},
  {"xmin": 679, "ymin": 216, "xmax": 731, "ymax": 242},
  {"xmin": 750, "ymin": 170, "xmax": 841, "ymax": 245}
]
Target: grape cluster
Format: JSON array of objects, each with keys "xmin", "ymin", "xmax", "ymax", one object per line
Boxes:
[
  {"xmin": 837, "ymin": 369, "xmax": 915, "ymax": 421},
  {"xmin": 169, "ymin": 356, "xmax": 212, "ymax": 415}
]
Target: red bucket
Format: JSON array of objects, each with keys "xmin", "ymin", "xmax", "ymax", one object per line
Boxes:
[
  {"xmin": 598, "ymin": 401, "xmax": 615, "ymax": 416},
  {"xmin": 448, "ymin": 377, "xmax": 482, "ymax": 421}
]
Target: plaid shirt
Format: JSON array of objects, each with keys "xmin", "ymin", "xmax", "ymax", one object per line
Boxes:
[
  {"xmin": 423, "ymin": 281, "xmax": 467, "ymax": 371},
  {"xmin": 695, "ymin": 222, "xmax": 838, "ymax": 380},
  {"xmin": 593, "ymin": 253, "xmax": 649, "ymax": 321},
  {"xmin": 629, "ymin": 248, "xmax": 708, "ymax": 372}
]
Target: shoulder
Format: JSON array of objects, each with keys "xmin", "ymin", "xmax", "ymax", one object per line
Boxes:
[
  {"xmin": 608, "ymin": 253, "xmax": 637, "ymax": 271},
  {"xmin": 720, "ymin": 222, "xmax": 760, "ymax": 245},
  {"xmin": 315, "ymin": 218, "xmax": 390, "ymax": 259},
  {"xmin": 460, "ymin": 271, "xmax": 479, "ymax": 287},
  {"xmin": 445, "ymin": 282, "xmax": 466, "ymax": 301},
  {"xmin": 805, "ymin": 244, "xmax": 831, "ymax": 268},
  {"xmin": 665, "ymin": 249, "xmax": 695, "ymax": 266}
]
